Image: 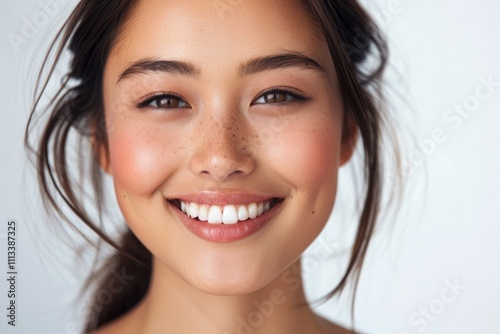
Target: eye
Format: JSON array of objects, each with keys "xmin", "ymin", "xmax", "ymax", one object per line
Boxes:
[
  {"xmin": 252, "ymin": 87, "xmax": 309, "ymax": 105},
  {"xmin": 137, "ymin": 92, "xmax": 190, "ymax": 109}
]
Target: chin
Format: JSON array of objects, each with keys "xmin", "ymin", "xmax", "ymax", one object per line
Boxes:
[{"xmin": 189, "ymin": 266, "xmax": 271, "ymax": 296}]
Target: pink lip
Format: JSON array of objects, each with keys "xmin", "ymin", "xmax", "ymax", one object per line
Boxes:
[
  {"xmin": 168, "ymin": 190, "xmax": 282, "ymax": 206},
  {"xmin": 167, "ymin": 194, "xmax": 284, "ymax": 243}
]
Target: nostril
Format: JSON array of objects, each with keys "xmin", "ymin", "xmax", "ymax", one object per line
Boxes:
[
  {"xmin": 189, "ymin": 144, "xmax": 256, "ymax": 181},
  {"xmin": 199, "ymin": 168, "xmax": 244, "ymax": 182}
]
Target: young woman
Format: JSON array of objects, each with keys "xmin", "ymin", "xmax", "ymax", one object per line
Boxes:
[{"xmin": 25, "ymin": 0, "xmax": 398, "ymax": 333}]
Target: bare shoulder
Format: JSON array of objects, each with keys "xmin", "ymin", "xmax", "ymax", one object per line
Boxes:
[{"xmin": 90, "ymin": 307, "xmax": 355, "ymax": 334}]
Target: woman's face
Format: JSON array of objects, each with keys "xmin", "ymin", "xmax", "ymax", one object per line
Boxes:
[{"xmin": 101, "ymin": 0, "xmax": 354, "ymax": 295}]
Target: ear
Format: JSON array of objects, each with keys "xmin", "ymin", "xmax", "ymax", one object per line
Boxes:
[
  {"xmin": 92, "ymin": 134, "xmax": 113, "ymax": 175},
  {"xmin": 339, "ymin": 113, "xmax": 358, "ymax": 166},
  {"xmin": 98, "ymin": 143, "xmax": 113, "ymax": 175}
]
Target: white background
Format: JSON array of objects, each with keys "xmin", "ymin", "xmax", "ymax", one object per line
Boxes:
[{"xmin": 1, "ymin": 0, "xmax": 499, "ymax": 333}]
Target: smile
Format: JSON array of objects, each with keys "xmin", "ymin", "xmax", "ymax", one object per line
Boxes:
[
  {"xmin": 176, "ymin": 199, "xmax": 277, "ymax": 224},
  {"xmin": 167, "ymin": 194, "xmax": 284, "ymax": 242}
]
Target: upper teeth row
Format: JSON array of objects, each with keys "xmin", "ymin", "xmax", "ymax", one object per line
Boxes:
[{"xmin": 180, "ymin": 201, "xmax": 272, "ymax": 224}]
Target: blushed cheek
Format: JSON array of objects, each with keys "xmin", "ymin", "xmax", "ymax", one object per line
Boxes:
[
  {"xmin": 273, "ymin": 122, "xmax": 341, "ymax": 190},
  {"xmin": 107, "ymin": 126, "xmax": 176, "ymax": 197}
]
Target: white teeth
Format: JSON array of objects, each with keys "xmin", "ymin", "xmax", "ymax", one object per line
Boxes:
[
  {"xmin": 178, "ymin": 199, "xmax": 276, "ymax": 224},
  {"xmin": 238, "ymin": 205, "xmax": 249, "ymax": 221},
  {"xmin": 189, "ymin": 203, "xmax": 199, "ymax": 218},
  {"xmin": 198, "ymin": 205, "xmax": 208, "ymax": 221},
  {"xmin": 208, "ymin": 206, "xmax": 222, "ymax": 224},
  {"xmin": 248, "ymin": 203, "xmax": 258, "ymax": 219},
  {"xmin": 222, "ymin": 205, "xmax": 238, "ymax": 224}
]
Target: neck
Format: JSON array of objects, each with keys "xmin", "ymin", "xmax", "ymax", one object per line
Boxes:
[{"xmin": 130, "ymin": 258, "xmax": 329, "ymax": 334}]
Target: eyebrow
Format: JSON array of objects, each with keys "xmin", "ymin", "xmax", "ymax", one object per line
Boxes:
[
  {"xmin": 118, "ymin": 60, "xmax": 200, "ymax": 81},
  {"xmin": 117, "ymin": 52, "xmax": 326, "ymax": 82},
  {"xmin": 240, "ymin": 52, "xmax": 326, "ymax": 76}
]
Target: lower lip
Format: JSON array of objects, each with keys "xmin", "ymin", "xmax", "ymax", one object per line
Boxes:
[{"xmin": 168, "ymin": 200, "xmax": 282, "ymax": 243}]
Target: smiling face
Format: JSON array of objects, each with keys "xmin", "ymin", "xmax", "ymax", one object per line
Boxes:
[{"xmin": 100, "ymin": 0, "xmax": 356, "ymax": 295}]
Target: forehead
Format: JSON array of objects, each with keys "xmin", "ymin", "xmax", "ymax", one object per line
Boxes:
[{"xmin": 105, "ymin": 0, "xmax": 333, "ymax": 78}]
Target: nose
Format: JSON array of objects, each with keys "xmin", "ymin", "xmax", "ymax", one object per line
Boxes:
[{"xmin": 189, "ymin": 111, "xmax": 256, "ymax": 182}]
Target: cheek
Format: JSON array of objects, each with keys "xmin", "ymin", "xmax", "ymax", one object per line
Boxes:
[
  {"xmin": 290, "ymin": 130, "xmax": 338, "ymax": 185},
  {"xmin": 265, "ymin": 113, "xmax": 342, "ymax": 190},
  {"xmin": 107, "ymin": 123, "xmax": 179, "ymax": 196},
  {"xmin": 281, "ymin": 125, "xmax": 341, "ymax": 261}
]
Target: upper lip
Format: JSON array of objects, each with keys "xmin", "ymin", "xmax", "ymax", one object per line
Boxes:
[{"xmin": 167, "ymin": 189, "xmax": 284, "ymax": 206}]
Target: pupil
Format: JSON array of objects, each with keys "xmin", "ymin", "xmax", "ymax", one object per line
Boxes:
[
  {"xmin": 159, "ymin": 97, "xmax": 178, "ymax": 107},
  {"xmin": 267, "ymin": 93, "xmax": 285, "ymax": 103}
]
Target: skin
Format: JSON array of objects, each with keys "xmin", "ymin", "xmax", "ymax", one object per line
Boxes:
[{"xmin": 95, "ymin": 0, "xmax": 357, "ymax": 333}]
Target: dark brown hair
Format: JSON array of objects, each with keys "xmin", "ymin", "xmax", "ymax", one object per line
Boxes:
[{"xmin": 25, "ymin": 0, "xmax": 396, "ymax": 332}]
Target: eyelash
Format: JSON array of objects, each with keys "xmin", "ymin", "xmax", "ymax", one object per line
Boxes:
[
  {"xmin": 137, "ymin": 92, "xmax": 190, "ymax": 109},
  {"xmin": 251, "ymin": 86, "xmax": 310, "ymax": 105},
  {"xmin": 136, "ymin": 87, "xmax": 309, "ymax": 110}
]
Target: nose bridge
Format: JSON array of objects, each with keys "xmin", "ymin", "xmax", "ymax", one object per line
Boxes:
[
  {"xmin": 189, "ymin": 105, "xmax": 254, "ymax": 181},
  {"xmin": 205, "ymin": 112, "xmax": 240, "ymax": 156}
]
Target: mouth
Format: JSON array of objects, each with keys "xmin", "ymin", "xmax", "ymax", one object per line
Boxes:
[
  {"xmin": 167, "ymin": 195, "xmax": 285, "ymax": 242},
  {"xmin": 168, "ymin": 198, "xmax": 282, "ymax": 224}
]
